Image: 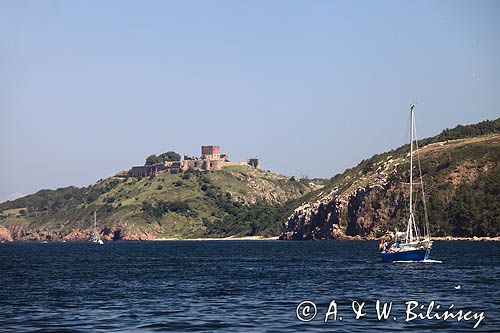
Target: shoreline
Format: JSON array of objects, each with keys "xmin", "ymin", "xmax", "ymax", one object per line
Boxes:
[
  {"xmin": 429, "ymin": 236, "xmax": 500, "ymax": 242},
  {"xmin": 153, "ymin": 235, "xmax": 279, "ymax": 241},
  {"xmin": 336, "ymin": 235, "xmax": 500, "ymax": 242},
  {"xmin": 153, "ymin": 235, "xmax": 500, "ymax": 242},
  {"xmin": 1, "ymin": 235, "xmax": 499, "ymax": 243}
]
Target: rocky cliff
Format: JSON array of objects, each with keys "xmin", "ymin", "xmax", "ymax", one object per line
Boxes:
[{"xmin": 280, "ymin": 119, "xmax": 500, "ymax": 240}]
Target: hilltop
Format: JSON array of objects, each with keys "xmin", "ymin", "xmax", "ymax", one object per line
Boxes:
[
  {"xmin": 0, "ymin": 165, "xmax": 316, "ymax": 241},
  {"xmin": 1, "ymin": 118, "xmax": 498, "ymax": 242},
  {"xmin": 280, "ymin": 118, "xmax": 500, "ymax": 240}
]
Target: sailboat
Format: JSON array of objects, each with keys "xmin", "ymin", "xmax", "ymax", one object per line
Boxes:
[
  {"xmin": 90, "ymin": 210, "xmax": 104, "ymax": 245},
  {"xmin": 380, "ymin": 105, "xmax": 432, "ymax": 261}
]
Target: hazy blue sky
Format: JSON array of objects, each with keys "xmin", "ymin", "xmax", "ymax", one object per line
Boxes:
[{"xmin": 1, "ymin": 0, "xmax": 499, "ymax": 202}]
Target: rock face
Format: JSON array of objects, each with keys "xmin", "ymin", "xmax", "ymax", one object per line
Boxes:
[
  {"xmin": 280, "ymin": 133, "xmax": 500, "ymax": 240},
  {"xmin": 0, "ymin": 224, "xmax": 168, "ymax": 242},
  {"xmin": 280, "ymin": 186, "xmax": 390, "ymax": 240},
  {"xmin": 0, "ymin": 226, "xmax": 13, "ymax": 242},
  {"xmin": 280, "ymin": 200, "xmax": 342, "ymax": 240}
]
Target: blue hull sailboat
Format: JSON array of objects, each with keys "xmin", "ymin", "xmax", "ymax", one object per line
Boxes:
[
  {"xmin": 380, "ymin": 105, "xmax": 432, "ymax": 262},
  {"xmin": 381, "ymin": 248, "xmax": 430, "ymax": 262}
]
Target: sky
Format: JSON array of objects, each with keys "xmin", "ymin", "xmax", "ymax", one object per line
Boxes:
[{"xmin": 1, "ymin": 0, "xmax": 499, "ymax": 202}]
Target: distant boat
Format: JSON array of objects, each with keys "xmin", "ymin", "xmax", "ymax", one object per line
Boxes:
[
  {"xmin": 380, "ymin": 105, "xmax": 432, "ymax": 262},
  {"xmin": 90, "ymin": 210, "xmax": 104, "ymax": 245}
]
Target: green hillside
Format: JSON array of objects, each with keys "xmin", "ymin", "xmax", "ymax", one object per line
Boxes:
[{"xmin": 0, "ymin": 166, "xmax": 316, "ymax": 241}]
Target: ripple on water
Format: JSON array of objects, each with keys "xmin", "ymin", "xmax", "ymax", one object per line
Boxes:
[{"xmin": 0, "ymin": 241, "xmax": 498, "ymax": 332}]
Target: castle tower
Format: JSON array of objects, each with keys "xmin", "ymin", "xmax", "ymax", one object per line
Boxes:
[{"xmin": 201, "ymin": 145, "xmax": 221, "ymax": 159}]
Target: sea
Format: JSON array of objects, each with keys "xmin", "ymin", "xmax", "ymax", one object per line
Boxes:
[{"xmin": 0, "ymin": 241, "xmax": 498, "ymax": 332}]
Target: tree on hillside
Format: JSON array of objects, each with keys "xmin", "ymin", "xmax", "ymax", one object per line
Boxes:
[
  {"xmin": 145, "ymin": 151, "xmax": 181, "ymax": 165},
  {"xmin": 448, "ymin": 169, "xmax": 500, "ymax": 237},
  {"xmin": 145, "ymin": 154, "xmax": 161, "ymax": 166},
  {"xmin": 159, "ymin": 151, "xmax": 181, "ymax": 162}
]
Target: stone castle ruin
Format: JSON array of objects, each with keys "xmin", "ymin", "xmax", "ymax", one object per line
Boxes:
[{"xmin": 127, "ymin": 145, "xmax": 259, "ymax": 178}]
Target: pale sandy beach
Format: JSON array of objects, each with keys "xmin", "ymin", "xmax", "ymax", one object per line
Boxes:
[{"xmin": 154, "ymin": 236, "xmax": 279, "ymax": 241}]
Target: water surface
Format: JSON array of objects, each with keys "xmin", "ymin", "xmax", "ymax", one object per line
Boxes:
[{"xmin": 0, "ymin": 241, "xmax": 498, "ymax": 332}]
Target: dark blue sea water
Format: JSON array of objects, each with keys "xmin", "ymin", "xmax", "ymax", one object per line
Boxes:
[{"xmin": 0, "ymin": 241, "xmax": 498, "ymax": 332}]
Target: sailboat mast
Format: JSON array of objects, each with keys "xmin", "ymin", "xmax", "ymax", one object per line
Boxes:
[
  {"xmin": 94, "ymin": 210, "xmax": 97, "ymax": 233},
  {"xmin": 406, "ymin": 104, "xmax": 416, "ymax": 243},
  {"xmin": 409, "ymin": 105, "xmax": 414, "ymax": 217}
]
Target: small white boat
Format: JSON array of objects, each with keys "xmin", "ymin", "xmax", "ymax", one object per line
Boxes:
[{"xmin": 90, "ymin": 210, "xmax": 104, "ymax": 245}]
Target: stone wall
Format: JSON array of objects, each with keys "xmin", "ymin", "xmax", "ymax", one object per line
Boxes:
[{"xmin": 128, "ymin": 164, "xmax": 166, "ymax": 178}]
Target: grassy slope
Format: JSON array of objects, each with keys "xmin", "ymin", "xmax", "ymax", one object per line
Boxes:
[
  {"xmin": 0, "ymin": 166, "xmax": 314, "ymax": 239},
  {"xmin": 320, "ymin": 134, "xmax": 499, "ymax": 200},
  {"xmin": 304, "ymin": 116, "xmax": 500, "ymax": 203}
]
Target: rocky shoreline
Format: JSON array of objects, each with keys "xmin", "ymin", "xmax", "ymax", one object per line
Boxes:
[
  {"xmin": 0, "ymin": 225, "xmax": 162, "ymax": 242},
  {"xmin": 430, "ymin": 236, "xmax": 500, "ymax": 242},
  {"xmin": 328, "ymin": 235, "xmax": 500, "ymax": 242},
  {"xmin": 0, "ymin": 226, "xmax": 500, "ymax": 243}
]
